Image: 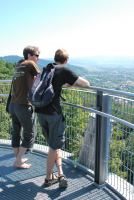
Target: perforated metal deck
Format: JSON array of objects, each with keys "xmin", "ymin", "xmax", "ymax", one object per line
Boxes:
[{"xmin": 0, "ymin": 146, "xmax": 123, "ymax": 200}]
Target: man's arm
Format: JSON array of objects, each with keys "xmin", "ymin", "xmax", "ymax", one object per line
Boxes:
[{"xmin": 73, "ymin": 77, "xmax": 90, "ymax": 88}]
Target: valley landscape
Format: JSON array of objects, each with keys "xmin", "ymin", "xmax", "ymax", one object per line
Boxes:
[{"xmin": 0, "ymin": 55, "xmax": 134, "ymax": 93}]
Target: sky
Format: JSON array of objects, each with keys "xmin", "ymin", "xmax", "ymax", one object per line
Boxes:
[{"xmin": 0, "ymin": 0, "xmax": 134, "ymax": 59}]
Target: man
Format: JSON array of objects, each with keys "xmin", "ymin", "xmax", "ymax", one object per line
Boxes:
[
  {"xmin": 36, "ymin": 49, "xmax": 90, "ymax": 188},
  {"xmin": 9, "ymin": 45, "xmax": 40, "ymax": 169}
]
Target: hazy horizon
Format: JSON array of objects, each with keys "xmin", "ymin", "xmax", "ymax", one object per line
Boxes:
[{"xmin": 1, "ymin": 54, "xmax": 134, "ymax": 70}]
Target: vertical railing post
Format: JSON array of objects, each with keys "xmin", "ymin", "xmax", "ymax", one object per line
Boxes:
[
  {"xmin": 102, "ymin": 94, "xmax": 111, "ymax": 181},
  {"xmin": 95, "ymin": 90, "xmax": 103, "ymax": 185},
  {"xmin": 95, "ymin": 91, "xmax": 111, "ymax": 186}
]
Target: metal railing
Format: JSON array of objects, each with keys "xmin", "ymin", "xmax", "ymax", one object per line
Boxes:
[{"xmin": 0, "ymin": 80, "xmax": 134, "ymax": 200}]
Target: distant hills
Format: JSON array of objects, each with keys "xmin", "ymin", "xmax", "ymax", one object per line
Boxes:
[
  {"xmin": 0, "ymin": 55, "xmax": 21, "ymax": 63},
  {"xmin": 0, "ymin": 55, "xmax": 89, "ymax": 77},
  {"xmin": 70, "ymin": 56, "xmax": 134, "ymax": 70},
  {"xmin": 1, "ymin": 54, "xmax": 134, "ymax": 79},
  {"xmin": 0, "ymin": 55, "xmax": 52, "ymax": 68},
  {"xmin": 1, "ymin": 55, "xmax": 134, "ymax": 69}
]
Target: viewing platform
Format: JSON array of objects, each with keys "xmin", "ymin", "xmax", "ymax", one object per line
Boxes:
[
  {"xmin": 0, "ymin": 80, "xmax": 134, "ymax": 200},
  {"xmin": 0, "ymin": 144, "xmax": 123, "ymax": 200}
]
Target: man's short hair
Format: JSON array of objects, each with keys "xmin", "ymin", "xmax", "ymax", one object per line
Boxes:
[
  {"xmin": 54, "ymin": 49, "xmax": 69, "ymax": 64},
  {"xmin": 23, "ymin": 45, "xmax": 40, "ymax": 60}
]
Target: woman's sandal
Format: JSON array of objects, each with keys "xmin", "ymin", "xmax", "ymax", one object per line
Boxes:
[{"xmin": 42, "ymin": 173, "xmax": 59, "ymax": 187}]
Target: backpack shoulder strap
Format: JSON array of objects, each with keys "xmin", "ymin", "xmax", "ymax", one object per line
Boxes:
[{"xmin": 41, "ymin": 63, "xmax": 55, "ymax": 79}]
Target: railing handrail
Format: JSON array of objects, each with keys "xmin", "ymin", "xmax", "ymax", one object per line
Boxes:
[
  {"xmin": 0, "ymin": 80, "xmax": 12, "ymax": 83},
  {"xmin": 89, "ymin": 86, "xmax": 134, "ymax": 98},
  {"xmin": 64, "ymin": 102, "xmax": 134, "ymax": 129},
  {"xmin": 1, "ymin": 79, "xmax": 134, "ymax": 98},
  {"xmin": 64, "ymin": 86, "xmax": 134, "ymax": 98}
]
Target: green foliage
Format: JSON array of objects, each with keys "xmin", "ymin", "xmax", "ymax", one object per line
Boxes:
[
  {"xmin": 0, "ymin": 60, "xmax": 14, "ymax": 79},
  {"xmin": 125, "ymin": 132, "xmax": 134, "ymax": 181},
  {"xmin": 0, "ymin": 98, "xmax": 11, "ymax": 139},
  {"xmin": 112, "ymin": 100, "xmax": 134, "ymax": 124},
  {"xmin": 62, "ymin": 88, "xmax": 90, "ymax": 160},
  {"xmin": 110, "ymin": 139, "xmax": 127, "ymax": 178},
  {"xmin": 109, "ymin": 123, "xmax": 134, "ymax": 183}
]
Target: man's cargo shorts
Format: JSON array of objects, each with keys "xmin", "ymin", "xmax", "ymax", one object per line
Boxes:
[{"xmin": 37, "ymin": 112, "xmax": 65, "ymax": 150}]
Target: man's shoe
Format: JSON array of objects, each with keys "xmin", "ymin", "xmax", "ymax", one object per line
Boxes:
[
  {"xmin": 42, "ymin": 178, "xmax": 58, "ymax": 187},
  {"xmin": 58, "ymin": 175, "xmax": 68, "ymax": 188},
  {"xmin": 42, "ymin": 173, "xmax": 58, "ymax": 187}
]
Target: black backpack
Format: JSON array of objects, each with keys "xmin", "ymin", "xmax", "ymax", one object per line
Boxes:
[{"xmin": 28, "ymin": 63, "xmax": 55, "ymax": 107}]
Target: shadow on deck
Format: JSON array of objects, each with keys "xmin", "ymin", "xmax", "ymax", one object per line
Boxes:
[{"xmin": 0, "ymin": 145, "xmax": 123, "ymax": 200}]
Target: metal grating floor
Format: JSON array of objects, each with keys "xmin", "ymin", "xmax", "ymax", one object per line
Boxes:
[{"xmin": 0, "ymin": 146, "xmax": 123, "ymax": 200}]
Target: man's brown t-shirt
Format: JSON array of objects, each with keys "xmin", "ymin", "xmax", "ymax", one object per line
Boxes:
[{"xmin": 11, "ymin": 60, "xmax": 40, "ymax": 105}]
